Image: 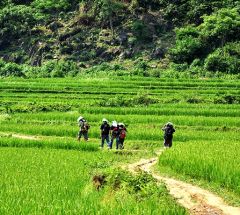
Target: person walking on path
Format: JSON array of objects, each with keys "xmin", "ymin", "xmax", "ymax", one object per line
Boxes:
[
  {"xmin": 77, "ymin": 116, "xmax": 90, "ymax": 142},
  {"xmin": 117, "ymin": 123, "xmax": 127, "ymax": 150},
  {"xmin": 100, "ymin": 118, "xmax": 111, "ymax": 149},
  {"xmin": 109, "ymin": 120, "xmax": 118, "ymax": 149},
  {"xmin": 162, "ymin": 122, "xmax": 175, "ymax": 148}
]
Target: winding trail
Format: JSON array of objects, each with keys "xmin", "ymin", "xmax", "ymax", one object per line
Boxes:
[{"xmin": 127, "ymin": 149, "xmax": 240, "ymax": 215}]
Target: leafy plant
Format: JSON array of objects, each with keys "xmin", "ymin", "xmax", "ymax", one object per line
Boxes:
[
  {"xmin": 204, "ymin": 42, "xmax": 240, "ymax": 74},
  {"xmin": 31, "ymin": 0, "xmax": 71, "ymax": 12},
  {"xmin": 0, "ymin": 60, "xmax": 25, "ymax": 77}
]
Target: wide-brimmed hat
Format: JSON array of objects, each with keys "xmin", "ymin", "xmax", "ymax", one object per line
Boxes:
[
  {"xmin": 77, "ymin": 116, "xmax": 84, "ymax": 121},
  {"xmin": 112, "ymin": 121, "xmax": 117, "ymax": 127}
]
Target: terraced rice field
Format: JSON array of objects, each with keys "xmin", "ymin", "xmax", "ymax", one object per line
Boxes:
[{"xmin": 0, "ymin": 77, "xmax": 239, "ymax": 213}]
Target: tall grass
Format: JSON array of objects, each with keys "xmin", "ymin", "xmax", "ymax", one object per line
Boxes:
[
  {"xmin": 0, "ymin": 148, "xmax": 187, "ymax": 214},
  {"xmin": 0, "ymin": 76, "xmax": 240, "ymax": 207},
  {"xmin": 158, "ymin": 140, "xmax": 240, "ymax": 196}
]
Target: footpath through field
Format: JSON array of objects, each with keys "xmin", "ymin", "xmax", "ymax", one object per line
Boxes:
[{"xmin": 126, "ymin": 149, "xmax": 240, "ymax": 215}]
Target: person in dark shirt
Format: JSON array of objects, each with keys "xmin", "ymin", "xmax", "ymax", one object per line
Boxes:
[
  {"xmin": 100, "ymin": 118, "xmax": 111, "ymax": 149},
  {"xmin": 162, "ymin": 122, "xmax": 175, "ymax": 148}
]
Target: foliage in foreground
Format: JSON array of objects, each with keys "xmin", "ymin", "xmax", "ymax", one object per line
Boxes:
[{"xmin": 0, "ymin": 147, "xmax": 187, "ymax": 214}]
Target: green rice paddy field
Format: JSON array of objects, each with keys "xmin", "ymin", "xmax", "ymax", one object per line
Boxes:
[{"xmin": 0, "ymin": 77, "xmax": 240, "ymax": 214}]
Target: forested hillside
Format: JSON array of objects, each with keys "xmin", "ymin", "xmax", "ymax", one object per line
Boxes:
[{"xmin": 0, "ymin": 0, "xmax": 239, "ymax": 77}]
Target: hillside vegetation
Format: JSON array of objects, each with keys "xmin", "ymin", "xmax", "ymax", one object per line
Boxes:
[{"xmin": 0, "ymin": 0, "xmax": 239, "ymax": 77}]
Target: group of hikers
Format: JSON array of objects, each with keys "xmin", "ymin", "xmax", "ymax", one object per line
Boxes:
[
  {"xmin": 77, "ymin": 116, "xmax": 127, "ymax": 149},
  {"xmin": 77, "ymin": 116, "xmax": 175, "ymax": 149}
]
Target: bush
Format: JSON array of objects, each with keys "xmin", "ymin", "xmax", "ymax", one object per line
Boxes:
[
  {"xmin": 204, "ymin": 43, "xmax": 240, "ymax": 74},
  {"xmin": 186, "ymin": 97, "xmax": 203, "ymax": 104},
  {"xmin": 214, "ymin": 95, "xmax": 240, "ymax": 104},
  {"xmin": 39, "ymin": 60, "xmax": 79, "ymax": 78},
  {"xmin": 133, "ymin": 59, "xmax": 150, "ymax": 76},
  {"xmin": 0, "ymin": 61, "xmax": 25, "ymax": 77},
  {"xmin": 170, "ymin": 63, "xmax": 188, "ymax": 72},
  {"xmin": 52, "ymin": 60, "xmax": 79, "ymax": 77},
  {"xmin": 31, "ymin": 0, "xmax": 72, "ymax": 12},
  {"xmin": 170, "ymin": 35, "xmax": 203, "ymax": 63}
]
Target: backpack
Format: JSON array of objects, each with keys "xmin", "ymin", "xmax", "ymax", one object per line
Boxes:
[
  {"xmin": 120, "ymin": 129, "xmax": 126, "ymax": 139},
  {"xmin": 80, "ymin": 120, "xmax": 90, "ymax": 131},
  {"xmin": 112, "ymin": 127, "xmax": 118, "ymax": 135},
  {"xmin": 165, "ymin": 126, "xmax": 174, "ymax": 137}
]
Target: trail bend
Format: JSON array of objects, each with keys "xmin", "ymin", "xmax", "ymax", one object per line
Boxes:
[{"xmin": 127, "ymin": 149, "xmax": 240, "ymax": 215}]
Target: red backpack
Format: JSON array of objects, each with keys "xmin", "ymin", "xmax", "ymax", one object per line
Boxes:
[{"xmin": 120, "ymin": 129, "xmax": 126, "ymax": 139}]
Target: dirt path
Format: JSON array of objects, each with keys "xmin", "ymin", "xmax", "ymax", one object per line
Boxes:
[
  {"xmin": 11, "ymin": 134, "xmax": 40, "ymax": 140},
  {"xmin": 127, "ymin": 149, "xmax": 240, "ymax": 215}
]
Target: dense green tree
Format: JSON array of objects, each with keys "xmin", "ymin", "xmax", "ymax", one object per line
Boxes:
[
  {"xmin": 170, "ymin": 7, "xmax": 240, "ymax": 67},
  {"xmin": 0, "ymin": 5, "xmax": 42, "ymax": 44},
  {"xmin": 199, "ymin": 8, "xmax": 240, "ymax": 47},
  {"xmin": 169, "ymin": 26, "xmax": 203, "ymax": 63},
  {"xmin": 204, "ymin": 42, "xmax": 240, "ymax": 74}
]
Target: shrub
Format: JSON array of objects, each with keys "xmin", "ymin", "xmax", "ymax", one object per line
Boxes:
[
  {"xmin": 170, "ymin": 63, "xmax": 188, "ymax": 72},
  {"xmin": 32, "ymin": 0, "xmax": 72, "ymax": 12},
  {"xmin": 39, "ymin": 60, "xmax": 79, "ymax": 78},
  {"xmin": 170, "ymin": 35, "xmax": 203, "ymax": 63},
  {"xmin": 158, "ymin": 0, "xmax": 237, "ymax": 25},
  {"xmin": 0, "ymin": 61, "xmax": 25, "ymax": 77},
  {"xmin": 52, "ymin": 60, "xmax": 79, "ymax": 77},
  {"xmin": 134, "ymin": 59, "xmax": 149, "ymax": 76},
  {"xmin": 133, "ymin": 93, "xmax": 158, "ymax": 106},
  {"xmin": 214, "ymin": 95, "xmax": 240, "ymax": 104},
  {"xmin": 204, "ymin": 43, "xmax": 240, "ymax": 74},
  {"xmin": 186, "ymin": 97, "xmax": 203, "ymax": 104}
]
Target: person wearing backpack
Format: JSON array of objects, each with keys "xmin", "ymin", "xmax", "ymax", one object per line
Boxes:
[
  {"xmin": 77, "ymin": 116, "xmax": 90, "ymax": 142},
  {"xmin": 109, "ymin": 120, "xmax": 118, "ymax": 149},
  {"xmin": 162, "ymin": 122, "xmax": 175, "ymax": 148},
  {"xmin": 100, "ymin": 118, "xmax": 111, "ymax": 149},
  {"xmin": 117, "ymin": 123, "xmax": 127, "ymax": 150}
]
